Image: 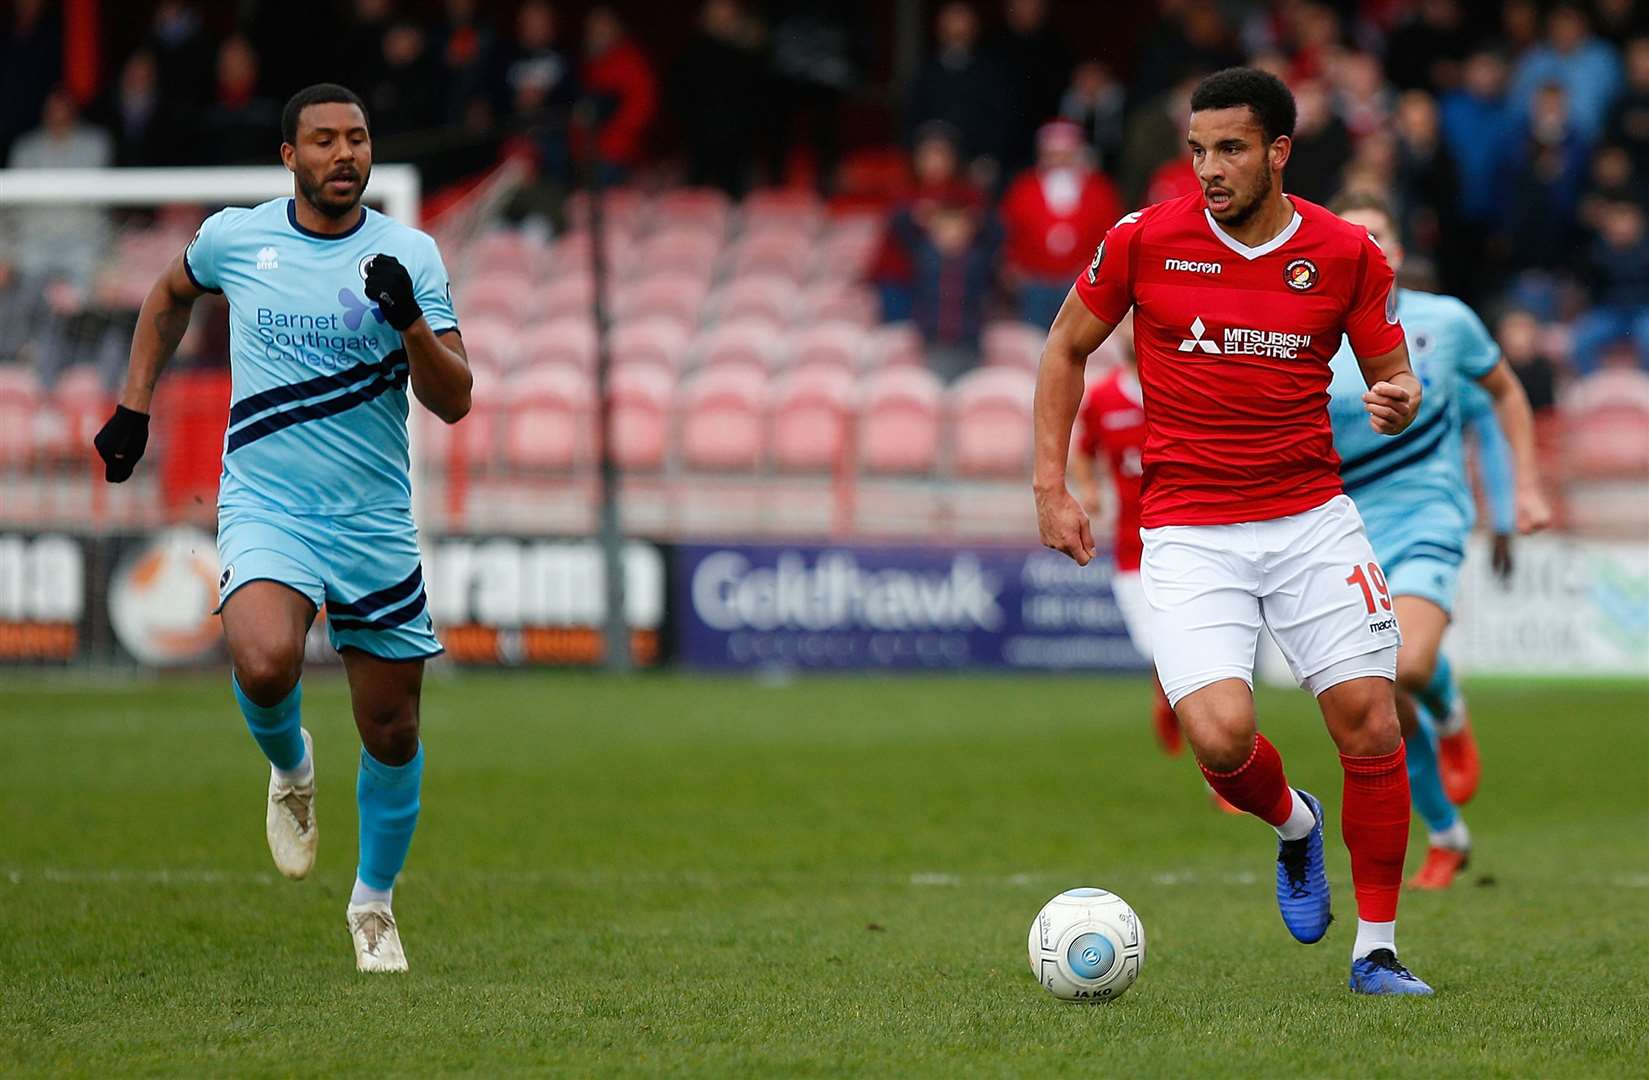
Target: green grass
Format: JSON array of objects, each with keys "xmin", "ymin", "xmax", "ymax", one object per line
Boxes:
[{"xmin": 1, "ymin": 672, "xmax": 1646, "ymax": 1078}]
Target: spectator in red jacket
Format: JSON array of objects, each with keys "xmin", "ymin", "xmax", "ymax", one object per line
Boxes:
[
  {"xmin": 998, "ymin": 119, "xmax": 1122, "ymax": 328},
  {"xmin": 579, "ymin": 5, "xmax": 657, "ymax": 181}
]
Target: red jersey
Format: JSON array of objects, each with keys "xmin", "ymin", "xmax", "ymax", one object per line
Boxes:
[
  {"xmin": 999, "ymin": 167, "xmax": 1122, "ymax": 278},
  {"xmin": 1074, "ymin": 192, "xmax": 1404, "ymax": 527},
  {"xmin": 1076, "ymin": 367, "xmax": 1147, "ymax": 571}
]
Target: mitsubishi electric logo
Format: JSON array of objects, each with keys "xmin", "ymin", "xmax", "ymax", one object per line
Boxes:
[
  {"xmin": 1178, "ymin": 318, "xmax": 1314, "ymax": 359},
  {"xmin": 1178, "ymin": 317, "xmax": 1221, "ymax": 354},
  {"xmin": 256, "ymin": 246, "xmax": 279, "ymax": 271}
]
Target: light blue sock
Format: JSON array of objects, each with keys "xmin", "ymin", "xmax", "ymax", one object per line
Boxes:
[
  {"xmin": 233, "ymin": 674, "xmax": 306, "ymax": 771},
  {"xmin": 1415, "ymin": 652, "xmax": 1458, "ymax": 722},
  {"xmin": 1405, "ymin": 705, "xmax": 1458, "ymax": 834},
  {"xmin": 356, "ymin": 745, "xmax": 423, "ymax": 892}
]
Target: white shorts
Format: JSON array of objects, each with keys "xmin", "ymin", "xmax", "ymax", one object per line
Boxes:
[
  {"xmin": 1111, "ymin": 570, "xmax": 1153, "ymax": 657},
  {"xmin": 1140, "ymin": 495, "xmax": 1401, "ymax": 707}
]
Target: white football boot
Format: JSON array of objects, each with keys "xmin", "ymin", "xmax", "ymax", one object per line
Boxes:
[
  {"xmin": 347, "ymin": 902, "xmax": 409, "ymax": 973},
  {"xmin": 265, "ymin": 729, "xmax": 317, "ymax": 880}
]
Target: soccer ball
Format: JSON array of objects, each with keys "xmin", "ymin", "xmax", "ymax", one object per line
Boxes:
[{"xmin": 1027, "ymin": 887, "xmax": 1145, "ymax": 1002}]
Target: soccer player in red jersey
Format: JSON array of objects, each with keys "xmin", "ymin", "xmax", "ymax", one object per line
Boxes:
[
  {"xmin": 1032, "ymin": 68, "xmax": 1432, "ymax": 995},
  {"xmin": 1070, "ymin": 322, "xmax": 1183, "ymax": 757}
]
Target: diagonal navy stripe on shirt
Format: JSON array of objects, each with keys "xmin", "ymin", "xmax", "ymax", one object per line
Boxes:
[
  {"xmin": 328, "ymin": 565, "xmax": 424, "ymax": 618},
  {"xmin": 328, "ymin": 589, "xmax": 428, "ymax": 633},
  {"xmin": 228, "ymin": 350, "xmax": 409, "ymax": 427},
  {"xmin": 1336, "ymin": 400, "xmax": 1453, "ymax": 476},
  {"xmin": 224, "ymin": 363, "xmax": 408, "ymax": 454},
  {"xmin": 1342, "ymin": 420, "xmax": 1450, "ymax": 491}
]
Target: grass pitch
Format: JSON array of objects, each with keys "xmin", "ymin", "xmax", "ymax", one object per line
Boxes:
[{"xmin": 1, "ymin": 671, "xmax": 1645, "ymax": 1078}]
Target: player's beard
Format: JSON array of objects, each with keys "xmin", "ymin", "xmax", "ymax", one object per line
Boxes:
[
  {"xmin": 1219, "ymin": 168, "xmax": 1273, "ymax": 229},
  {"xmin": 297, "ymin": 164, "xmax": 370, "ymax": 219}
]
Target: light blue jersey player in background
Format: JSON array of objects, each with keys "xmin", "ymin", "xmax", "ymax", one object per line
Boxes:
[
  {"xmin": 1325, "ymin": 191, "xmax": 1551, "ymax": 889},
  {"xmin": 93, "ymin": 84, "xmax": 472, "ymax": 971}
]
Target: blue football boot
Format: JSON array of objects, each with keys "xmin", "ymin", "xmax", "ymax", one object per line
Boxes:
[
  {"xmin": 1275, "ymin": 789, "xmax": 1332, "ymax": 943},
  {"xmin": 1349, "ymin": 949, "xmax": 1434, "ymax": 995}
]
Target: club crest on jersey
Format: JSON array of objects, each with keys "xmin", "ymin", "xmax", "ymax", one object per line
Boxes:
[
  {"xmin": 1284, "ymin": 258, "xmax": 1318, "ymax": 291},
  {"xmin": 1086, "ymin": 241, "xmax": 1105, "ymax": 285}
]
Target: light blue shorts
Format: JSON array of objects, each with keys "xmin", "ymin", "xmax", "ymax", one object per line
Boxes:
[
  {"xmin": 216, "ymin": 504, "xmax": 442, "ymax": 660},
  {"xmin": 1382, "ymin": 547, "xmax": 1464, "ymax": 614}
]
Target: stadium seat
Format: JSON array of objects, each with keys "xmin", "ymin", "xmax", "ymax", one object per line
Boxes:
[
  {"xmin": 742, "ymin": 188, "xmax": 823, "ymax": 232},
  {"xmin": 0, "ymin": 372, "xmax": 43, "ymax": 465},
  {"xmin": 863, "ymin": 323, "xmax": 924, "ymax": 369},
  {"xmin": 615, "ymin": 274, "xmax": 710, "ymax": 327},
  {"xmin": 611, "ymin": 317, "xmax": 692, "ymax": 371},
  {"xmin": 455, "ymin": 316, "xmax": 517, "ymax": 373},
  {"xmin": 459, "ymin": 272, "xmax": 538, "ymax": 327},
  {"xmin": 638, "ymin": 225, "xmax": 726, "ymax": 276},
  {"xmin": 534, "ymin": 275, "xmax": 597, "ymax": 322},
  {"xmin": 465, "ymin": 230, "xmax": 548, "ymax": 279},
  {"xmin": 656, "ymin": 187, "xmax": 732, "ymax": 230},
  {"xmin": 692, "ymin": 318, "xmax": 786, "ymax": 372},
  {"xmin": 501, "ymin": 364, "xmax": 593, "ymax": 472},
  {"xmin": 678, "ymin": 367, "xmax": 768, "ymax": 471},
  {"xmin": 948, "ymin": 367, "xmax": 1036, "ymax": 478},
  {"xmin": 607, "ymin": 362, "xmax": 674, "ymax": 472},
  {"xmin": 982, "ymin": 321, "xmax": 1046, "ymax": 371},
  {"xmin": 1562, "ymin": 370, "xmax": 1649, "ymax": 477},
  {"xmin": 728, "ymin": 229, "xmax": 814, "ymax": 280},
  {"xmin": 809, "ymin": 282, "xmax": 877, "ymax": 327},
  {"xmin": 791, "ymin": 321, "xmax": 867, "ymax": 372},
  {"xmin": 520, "ymin": 318, "xmax": 598, "ymax": 372},
  {"xmin": 770, "ymin": 366, "xmax": 856, "ymax": 473},
  {"xmin": 713, "ymin": 276, "xmax": 796, "ymax": 325},
  {"xmin": 51, "ymin": 365, "xmax": 113, "ymax": 460},
  {"xmin": 550, "ymin": 231, "xmax": 638, "ymax": 278},
  {"xmin": 815, "ymin": 215, "xmax": 883, "ymax": 282},
  {"xmin": 565, "ymin": 187, "xmax": 651, "ymax": 233},
  {"xmin": 858, "ymin": 367, "xmax": 944, "ymax": 474}
]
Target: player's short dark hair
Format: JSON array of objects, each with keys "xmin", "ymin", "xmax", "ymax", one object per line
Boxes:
[
  {"xmin": 1328, "ymin": 188, "xmax": 1395, "ymax": 229},
  {"xmin": 1190, "ymin": 67, "xmax": 1297, "ymax": 144},
  {"xmin": 281, "ymin": 84, "xmax": 370, "ymax": 145}
]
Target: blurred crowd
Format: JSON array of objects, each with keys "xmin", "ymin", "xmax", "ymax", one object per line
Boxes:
[{"xmin": 0, "ymin": 0, "xmax": 1646, "ymax": 398}]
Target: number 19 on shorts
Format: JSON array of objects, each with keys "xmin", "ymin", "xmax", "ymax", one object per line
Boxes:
[{"xmin": 1345, "ymin": 562, "xmax": 1392, "ymax": 615}]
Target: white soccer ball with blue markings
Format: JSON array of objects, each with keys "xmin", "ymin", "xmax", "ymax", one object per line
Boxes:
[{"xmin": 1027, "ymin": 887, "xmax": 1145, "ymax": 1001}]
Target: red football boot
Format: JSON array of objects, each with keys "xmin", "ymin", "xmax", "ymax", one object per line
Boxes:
[
  {"xmin": 1408, "ymin": 845, "xmax": 1470, "ymax": 890},
  {"xmin": 1439, "ymin": 718, "xmax": 1481, "ymax": 806}
]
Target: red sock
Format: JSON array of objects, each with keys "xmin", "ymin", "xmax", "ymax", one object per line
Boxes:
[
  {"xmin": 1199, "ymin": 734, "xmax": 1294, "ymax": 827},
  {"xmin": 1340, "ymin": 745, "xmax": 1410, "ymax": 922}
]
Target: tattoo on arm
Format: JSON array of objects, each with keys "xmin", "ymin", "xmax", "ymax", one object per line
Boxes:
[{"xmin": 153, "ymin": 303, "xmax": 190, "ymax": 350}]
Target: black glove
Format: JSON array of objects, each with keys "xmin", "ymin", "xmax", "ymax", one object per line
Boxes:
[
  {"xmin": 1491, "ymin": 533, "xmax": 1514, "ymax": 585},
  {"xmin": 93, "ymin": 405, "xmax": 150, "ymax": 483},
  {"xmin": 364, "ymin": 254, "xmax": 422, "ymax": 332}
]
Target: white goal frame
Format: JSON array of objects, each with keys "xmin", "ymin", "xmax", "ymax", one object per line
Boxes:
[{"xmin": 0, "ymin": 165, "xmax": 431, "ymax": 523}]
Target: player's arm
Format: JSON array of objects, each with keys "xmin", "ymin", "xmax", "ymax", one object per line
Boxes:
[
  {"xmin": 364, "ymin": 254, "xmax": 472, "ymax": 424},
  {"xmin": 94, "ymin": 253, "xmax": 208, "ymax": 482},
  {"xmin": 1354, "ymin": 341, "xmax": 1422, "ymax": 436},
  {"xmin": 1474, "ymin": 360, "xmax": 1552, "ymax": 534},
  {"xmin": 1033, "ymin": 287, "xmax": 1115, "ymax": 565}
]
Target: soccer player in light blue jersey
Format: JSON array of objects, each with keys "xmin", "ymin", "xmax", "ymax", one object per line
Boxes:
[
  {"xmin": 93, "ymin": 84, "xmax": 472, "ymax": 971},
  {"xmin": 1324, "ymin": 190, "xmax": 1551, "ymax": 889}
]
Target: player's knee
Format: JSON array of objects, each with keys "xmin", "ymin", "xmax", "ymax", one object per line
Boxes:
[
  {"xmin": 1395, "ymin": 642, "xmax": 1437, "ymax": 694},
  {"xmin": 1332, "ymin": 688, "xmax": 1401, "ymax": 756},
  {"xmin": 1180, "ymin": 708, "xmax": 1255, "ymax": 771},
  {"xmin": 359, "ymin": 699, "xmax": 420, "ymax": 764},
  {"xmin": 233, "ymin": 639, "xmax": 304, "ymax": 706}
]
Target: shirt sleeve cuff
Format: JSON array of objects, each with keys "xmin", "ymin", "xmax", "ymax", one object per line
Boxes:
[{"xmin": 182, "ymin": 254, "xmax": 221, "ymax": 294}]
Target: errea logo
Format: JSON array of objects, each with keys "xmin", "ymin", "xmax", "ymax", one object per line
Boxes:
[
  {"xmin": 1165, "ymin": 258, "xmax": 1221, "ymax": 274},
  {"xmin": 256, "ymin": 246, "xmax": 280, "ymax": 271}
]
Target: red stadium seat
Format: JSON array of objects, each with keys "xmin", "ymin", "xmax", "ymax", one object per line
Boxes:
[
  {"xmin": 656, "ymin": 188, "xmax": 732, "ymax": 230},
  {"xmin": 465, "ymin": 230, "xmax": 548, "ymax": 279},
  {"xmin": 742, "ymin": 188, "xmax": 823, "ymax": 232},
  {"xmin": 565, "ymin": 187, "xmax": 651, "ymax": 233},
  {"xmin": 728, "ymin": 229, "xmax": 814, "ymax": 280},
  {"xmin": 770, "ymin": 366, "xmax": 856, "ymax": 473},
  {"xmin": 859, "ymin": 367, "xmax": 943, "ymax": 474},
  {"xmin": 0, "ymin": 371, "xmax": 44, "ymax": 465},
  {"xmin": 501, "ymin": 365, "xmax": 592, "ymax": 472},
  {"xmin": 809, "ymin": 281, "xmax": 877, "ymax": 327},
  {"xmin": 982, "ymin": 321, "xmax": 1046, "ymax": 371},
  {"xmin": 51, "ymin": 365, "xmax": 113, "ymax": 461},
  {"xmin": 693, "ymin": 318, "xmax": 786, "ymax": 372},
  {"xmin": 550, "ymin": 231, "xmax": 638, "ymax": 278},
  {"xmin": 815, "ymin": 215, "xmax": 883, "ymax": 282},
  {"xmin": 678, "ymin": 367, "xmax": 768, "ymax": 471},
  {"xmin": 615, "ymin": 274, "xmax": 710, "ymax": 327},
  {"xmin": 791, "ymin": 321, "xmax": 867, "ymax": 372},
  {"xmin": 863, "ymin": 323, "xmax": 924, "ymax": 369},
  {"xmin": 1562, "ymin": 370, "xmax": 1649, "ymax": 477},
  {"xmin": 607, "ymin": 363, "xmax": 674, "ymax": 471},
  {"xmin": 455, "ymin": 316, "xmax": 517, "ymax": 374},
  {"xmin": 458, "ymin": 272, "xmax": 536, "ymax": 326},
  {"xmin": 611, "ymin": 317, "xmax": 691, "ymax": 371},
  {"xmin": 714, "ymin": 276, "xmax": 796, "ymax": 325},
  {"xmin": 638, "ymin": 225, "xmax": 725, "ymax": 275},
  {"xmin": 534, "ymin": 275, "xmax": 596, "ymax": 322},
  {"xmin": 949, "ymin": 367, "xmax": 1036, "ymax": 478},
  {"xmin": 520, "ymin": 318, "xmax": 598, "ymax": 372}
]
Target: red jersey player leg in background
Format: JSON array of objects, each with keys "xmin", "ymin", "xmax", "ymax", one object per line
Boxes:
[
  {"xmin": 1069, "ymin": 315, "xmax": 1183, "ymax": 757},
  {"xmin": 1032, "ymin": 68, "xmax": 1432, "ymax": 995}
]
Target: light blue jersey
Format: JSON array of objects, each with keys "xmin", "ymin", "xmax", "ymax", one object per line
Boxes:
[
  {"xmin": 1458, "ymin": 379, "xmax": 1517, "ymax": 536},
  {"xmin": 1328, "ymin": 289, "xmax": 1501, "ymax": 610},
  {"xmin": 185, "ymin": 197, "xmax": 458, "ymax": 516}
]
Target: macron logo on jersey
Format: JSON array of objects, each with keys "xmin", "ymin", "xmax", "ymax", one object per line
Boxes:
[
  {"xmin": 256, "ymin": 246, "xmax": 279, "ymax": 271},
  {"xmin": 1165, "ymin": 258, "xmax": 1221, "ymax": 274}
]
